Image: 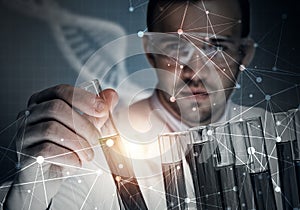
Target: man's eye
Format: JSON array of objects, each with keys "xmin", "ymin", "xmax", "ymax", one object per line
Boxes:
[
  {"xmin": 165, "ymin": 43, "xmax": 179, "ymax": 51},
  {"xmin": 213, "ymin": 44, "xmax": 227, "ymax": 52}
]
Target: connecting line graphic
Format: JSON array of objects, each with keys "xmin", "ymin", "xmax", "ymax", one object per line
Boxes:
[
  {"xmin": 128, "ymin": 0, "xmax": 149, "ymax": 12},
  {"xmin": 172, "ymin": 1, "xmax": 189, "ymax": 98},
  {"xmin": 79, "ymin": 173, "xmax": 99, "ymax": 210},
  {"xmin": 274, "ymin": 16, "xmax": 286, "ymax": 70}
]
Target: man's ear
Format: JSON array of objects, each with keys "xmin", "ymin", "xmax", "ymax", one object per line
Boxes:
[
  {"xmin": 143, "ymin": 37, "xmax": 157, "ymax": 67},
  {"xmin": 240, "ymin": 37, "xmax": 256, "ymax": 68}
]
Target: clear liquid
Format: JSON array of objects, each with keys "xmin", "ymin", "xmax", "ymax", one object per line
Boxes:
[
  {"xmin": 277, "ymin": 140, "xmax": 300, "ymax": 209},
  {"xmin": 99, "ymin": 135, "xmax": 148, "ymax": 210},
  {"xmin": 215, "ymin": 165, "xmax": 240, "ymax": 210},
  {"xmin": 186, "ymin": 143, "xmax": 223, "ymax": 210},
  {"xmin": 250, "ymin": 170, "xmax": 277, "ymax": 210},
  {"xmin": 294, "ymin": 160, "xmax": 300, "ymax": 199},
  {"xmin": 235, "ymin": 164, "xmax": 256, "ymax": 209},
  {"xmin": 162, "ymin": 161, "xmax": 187, "ymax": 210}
]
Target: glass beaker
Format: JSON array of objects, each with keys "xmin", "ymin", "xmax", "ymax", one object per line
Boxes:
[
  {"xmin": 273, "ymin": 111, "xmax": 300, "ymax": 209},
  {"xmin": 159, "ymin": 131, "xmax": 190, "ymax": 210},
  {"xmin": 228, "ymin": 120, "xmax": 256, "ymax": 210},
  {"xmin": 187, "ymin": 126, "xmax": 223, "ymax": 210},
  {"xmin": 212, "ymin": 124, "xmax": 240, "ymax": 210},
  {"xmin": 289, "ymin": 108, "xmax": 300, "ymax": 199},
  {"xmin": 245, "ymin": 117, "xmax": 277, "ymax": 210}
]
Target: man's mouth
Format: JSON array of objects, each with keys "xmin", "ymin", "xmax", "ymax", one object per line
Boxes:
[{"xmin": 180, "ymin": 88, "xmax": 210, "ymax": 101}]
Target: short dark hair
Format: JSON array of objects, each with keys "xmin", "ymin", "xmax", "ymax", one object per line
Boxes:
[{"xmin": 147, "ymin": 0, "xmax": 250, "ymax": 38}]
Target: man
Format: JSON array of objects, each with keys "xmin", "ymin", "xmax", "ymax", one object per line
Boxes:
[{"xmin": 2, "ymin": 0, "xmax": 282, "ymax": 209}]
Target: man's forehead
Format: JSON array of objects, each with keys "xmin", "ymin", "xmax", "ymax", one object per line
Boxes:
[{"xmin": 152, "ymin": 0, "xmax": 242, "ymax": 38}]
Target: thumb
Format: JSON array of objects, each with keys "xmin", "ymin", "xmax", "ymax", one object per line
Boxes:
[{"xmin": 101, "ymin": 89, "xmax": 119, "ymax": 111}]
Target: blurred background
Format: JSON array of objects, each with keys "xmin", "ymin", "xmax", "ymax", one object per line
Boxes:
[{"xmin": 0, "ymin": 0, "xmax": 299, "ymax": 182}]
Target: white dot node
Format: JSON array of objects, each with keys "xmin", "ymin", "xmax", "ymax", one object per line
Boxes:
[
  {"xmin": 236, "ymin": 84, "xmax": 241, "ymax": 89},
  {"xmin": 275, "ymin": 186, "xmax": 281, "ymax": 192},
  {"xmin": 78, "ymin": 179, "xmax": 82, "ymax": 184},
  {"xmin": 118, "ymin": 164, "xmax": 124, "ymax": 169},
  {"xmin": 192, "ymin": 107, "xmax": 197, "ymax": 112},
  {"xmin": 129, "ymin": 6, "xmax": 134, "ymax": 12},
  {"xmin": 170, "ymin": 96, "xmax": 176, "ymax": 103},
  {"xmin": 27, "ymin": 190, "xmax": 31, "ymax": 193},
  {"xmin": 242, "ymin": 203, "xmax": 246, "ymax": 207},
  {"xmin": 115, "ymin": 176, "xmax": 121, "ymax": 182},
  {"xmin": 176, "ymin": 165, "xmax": 181, "ymax": 170},
  {"xmin": 238, "ymin": 19, "xmax": 242, "ymax": 23},
  {"xmin": 170, "ymin": 202, "xmax": 174, "ymax": 207},
  {"xmin": 196, "ymin": 54, "xmax": 199, "ymax": 58},
  {"xmin": 276, "ymin": 136, "xmax": 282, "ymax": 142},
  {"xmin": 137, "ymin": 31, "xmax": 144, "ymax": 38},
  {"xmin": 256, "ymin": 77, "xmax": 262, "ymax": 83},
  {"xmin": 233, "ymin": 107, "xmax": 237, "ymax": 111},
  {"xmin": 265, "ymin": 95, "xmax": 271, "ymax": 101},
  {"xmin": 36, "ymin": 156, "xmax": 44, "ymax": 164},
  {"xmin": 60, "ymin": 138, "xmax": 64, "ymax": 142},
  {"xmin": 247, "ymin": 147, "xmax": 255, "ymax": 155},
  {"xmin": 213, "ymin": 103, "xmax": 216, "ymax": 106},
  {"xmin": 95, "ymin": 207, "xmax": 98, "ymax": 210},
  {"xmin": 233, "ymin": 186, "xmax": 238, "ymax": 191},
  {"xmin": 249, "ymin": 94, "xmax": 253, "ymax": 98},
  {"xmin": 167, "ymin": 63, "xmax": 171, "ymax": 67},
  {"xmin": 276, "ymin": 121, "xmax": 281, "ymax": 126},
  {"xmin": 272, "ymin": 66, "xmax": 277, "ymax": 71},
  {"xmin": 239, "ymin": 64, "xmax": 246, "ymax": 71},
  {"xmin": 185, "ymin": 198, "xmax": 191, "ymax": 203},
  {"xmin": 106, "ymin": 139, "xmax": 114, "ymax": 147},
  {"xmin": 177, "ymin": 29, "xmax": 183, "ymax": 35},
  {"xmin": 180, "ymin": 64, "xmax": 184, "ymax": 69},
  {"xmin": 205, "ymin": 10, "xmax": 210, "ymax": 15},
  {"xmin": 97, "ymin": 169, "xmax": 103, "ymax": 175},
  {"xmin": 205, "ymin": 194, "xmax": 209, "ymax": 198},
  {"xmin": 25, "ymin": 110, "xmax": 30, "ymax": 117},
  {"xmin": 239, "ymin": 118, "xmax": 243, "ymax": 122},
  {"xmin": 66, "ymin": 171, "xmax": 70, "ymax": 175},
  {"xmin": 254, "ymin": 43, "xmax": 258, "ymax": 48},
  {"xmin": 223, "ymin": 68, "xmax": 226, "ymax": 71},
  {"xmin": 207, "ymin": 129, "xmax": 213, "ymax": 136}
]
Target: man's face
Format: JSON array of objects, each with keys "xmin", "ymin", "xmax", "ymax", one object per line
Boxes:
[{"xmin": 145, "ymin": 0, "xmax": 249, "ymax": 126}]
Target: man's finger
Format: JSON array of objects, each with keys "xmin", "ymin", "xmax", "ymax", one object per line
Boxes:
[
  {"xmin": 26, "ymin": 99, "xmax": 103, "ymax": 145},
  {"xmin": 27, "ymin": 84, "xmax": 109, "ymax": 117},
  {"xmin": 22, "ymin": 121, "xmax": 94, "ymax": 162}
]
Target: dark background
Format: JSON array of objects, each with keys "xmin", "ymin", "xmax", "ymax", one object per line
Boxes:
[{"xmin": 0, "ymin": 0, "xmax": 299, "ymax": 182}]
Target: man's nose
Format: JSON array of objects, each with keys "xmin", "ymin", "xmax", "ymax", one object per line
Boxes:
[{"xmin": 180, "ymin": 53, "xmax": 210, "ymax": 81}]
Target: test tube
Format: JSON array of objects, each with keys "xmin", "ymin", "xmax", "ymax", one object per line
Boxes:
[
  {"xmin": 228, "ymin": 120, "xmax": 256, "ymax": 210},
  {"xmin": 273, "ymin": 111, "xmax": 300, "ymax": 209},
  {"xmin": 188, "ymin": 126, "xmax": 223, "ymax": 210},
  {"xmin": 79, "ymin": 79, "xmax": 147, "ymax": 210},
  {"xmin": 159, "ymin": 131, "xmax": 189, "ymax": 210},
  {"xmin": 245, "ymin": 117, "xmax": 277, "ymax": 210},
  {"xmin": 289, "ymin": 108, "xmax": 300, "ymax": 198},
  {"xmin": 212, "ymin": 124, "xmax": 240, "ymax": 210}
]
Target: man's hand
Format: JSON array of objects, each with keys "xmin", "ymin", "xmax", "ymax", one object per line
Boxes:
[{"xmin": 5, "ymin": 84, "xmax": 118, "ymax": 209}]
